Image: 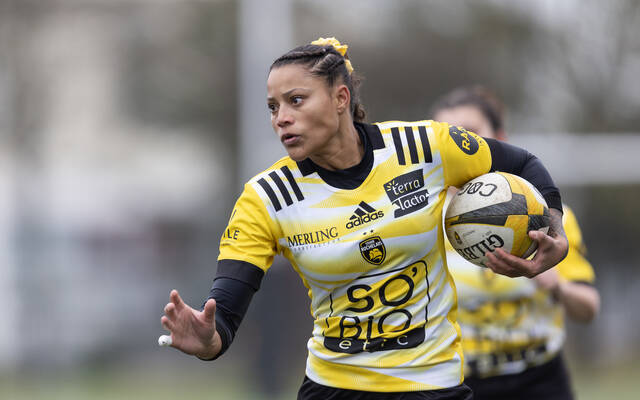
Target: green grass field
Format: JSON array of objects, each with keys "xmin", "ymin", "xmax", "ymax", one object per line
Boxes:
[
  {"xmin": 571, "ymin": 362, "xmax": 639, "ymax": 400},
  {"xmin": 0, "ymin": 360, "xmax": 299, "ymax": 400},
  {"xmin": 1, "ymin": 361, "xmax": 638, "ymax": 400}
]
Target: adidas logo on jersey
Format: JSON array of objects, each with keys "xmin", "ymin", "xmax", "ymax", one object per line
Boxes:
[{"xmin": 346, "ymin": 201, "xmax": 384, "ymax": 229}]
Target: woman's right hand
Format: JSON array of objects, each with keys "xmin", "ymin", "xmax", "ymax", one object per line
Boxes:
[
  {"xmin": 160, "ymin": 289, "xmax": 222, "ymax": 360},
  {"xmin": 485, "ymin": 208, "xmax": 568, "ymax": 278}
]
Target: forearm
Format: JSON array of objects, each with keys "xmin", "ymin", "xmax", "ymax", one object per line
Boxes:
[
  {"xmin": 200, "ymin": 260, "xmax": 265, "ymax": 360},
  {"xmin": 529, "ymin": 208, "xmax": 567, "ymax": 276},
  {"xmin": 549, "ymin": 208, "xmax": 568, "ymax": 249},
  {"xmin": 555, "ymin": 281, "xmax": 600, "ymax": 323}
]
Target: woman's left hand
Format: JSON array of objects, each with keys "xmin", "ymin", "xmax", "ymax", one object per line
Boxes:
[{"xmin": 484, "ymin": 208, "xmax": 568, "ymax": 278}]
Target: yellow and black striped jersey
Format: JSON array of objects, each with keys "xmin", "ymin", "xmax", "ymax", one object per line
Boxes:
[
  {"xmin": 218, "ymin": 120, "xmax": 492, "ymax": 391},
  {"xmin": 445, "ymin": 204, "xmax": 595, "ymax": 378}
]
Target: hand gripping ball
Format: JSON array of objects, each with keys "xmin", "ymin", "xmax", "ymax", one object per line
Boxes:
[{"xmin": 445, "ymin": 172, "xmax": 550, "ymax": 267}]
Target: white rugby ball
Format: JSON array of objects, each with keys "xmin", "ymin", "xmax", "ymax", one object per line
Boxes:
[{"xmin": 445, "ymin": 172, "xmax": 550, "ymax": 267}]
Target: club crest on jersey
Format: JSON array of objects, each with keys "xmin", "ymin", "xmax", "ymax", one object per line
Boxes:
[
  {"xmin": 359, "ymin": 236, "xmax": 386, "ymax": 265},
  {"xmin": 384, "ymin": 169, "xmax": 429, "ymax": 218},
  {"xmin": 449, "ymin": 126, "xmax": 479, "ymax": 155},
  {"xmin": 346, "ymin": 201, "xmax": 384, "ymax": 229}
]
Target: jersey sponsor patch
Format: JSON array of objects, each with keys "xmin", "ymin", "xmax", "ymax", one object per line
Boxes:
[
  {"xmin": 346, "ymin": 201, "xmax": 385, "ymax": 230},
  {"xmin": 221, "ymin": 209, "xmax": 240, "ymax": 242},
  {"xmin": 449, "ymin": 126, "xmax": 479, "ymax": 155},
  {"xmin": 359, "ymin": 236, "xmax": 386, "ymax": 265},
  {"xmin": 286, "ymin": 226, "xmax": 339, "ymax": 249},
  {"xmin": 384, "ymin": 169, "xmax": 430, "ymax": 218},
  {"xmin": 322, "ymin": 260, "xmax": 429, "ymax": 354}
]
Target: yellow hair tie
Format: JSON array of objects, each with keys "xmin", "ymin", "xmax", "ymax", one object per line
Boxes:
[{"xmin": 311, "ymin": 37, "xmax": 354, "ymax": 74}]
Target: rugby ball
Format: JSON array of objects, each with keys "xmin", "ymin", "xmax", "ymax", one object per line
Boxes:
[{"xmin": 444, "ymin": 172, "xmax": 550, "ymax": 267}]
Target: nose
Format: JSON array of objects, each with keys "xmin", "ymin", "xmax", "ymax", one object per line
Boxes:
[{"xmin": 274, "ymin": 106, "xmax": 293, "ymax": 128}]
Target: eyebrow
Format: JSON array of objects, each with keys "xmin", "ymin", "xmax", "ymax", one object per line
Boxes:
[{"xmin": 267, "ymin": 87, "xmax": 310, "ymax": 102}]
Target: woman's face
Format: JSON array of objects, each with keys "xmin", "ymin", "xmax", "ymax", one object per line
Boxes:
[
  {"xmin": 434, "ymin": 105, "xmax": 498, "ymax": 140},
  {"xmin": 267, "ymin": 64, "xmax": 343, "ymax": 161}
]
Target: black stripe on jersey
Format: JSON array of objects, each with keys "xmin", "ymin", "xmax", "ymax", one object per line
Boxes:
[
  {"xmin": 358, "ymin": 201, "xmax": 376, "ymax": 213},
  {"xmin": 280, "ymin": 166, "xmax": 304, "ymax": 201},
  {"xmin": 418, "ymin": 125, "xmax": 433, "ymax": 163},
  {"xmin": 268, "ymin": 171, "xmax": 293, "ymax": 206},
  {"xmin": 258, "ymin": 169, "xmax": 305, "ymax": 212},
  {"xmin": 257, "ymin": 177, "xmax": 282, "ymax": 211},
  {"xmin": 391, "ymin": 127, "xmax": 406, "ymax": 165},
  {"xmin": 393, "ymin": 126, "xmax": 433, "ymax": 165},
  {"xmin": 404, "ymin": 126, "xmax": 420, "ymax": 164}
]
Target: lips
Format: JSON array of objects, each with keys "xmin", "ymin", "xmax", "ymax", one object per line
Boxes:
[{"xmin": 281, "ymin": 133, "xmax": 301, "ymax": 145}]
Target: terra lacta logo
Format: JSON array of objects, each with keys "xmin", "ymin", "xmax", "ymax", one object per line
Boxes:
[
  {"xmin": 384, "ymin": 169, "xmax": 429, "ymax": 218},
  {"xmin": 359, "ymin": 236, "xmax": 386, "ymax": 265}
]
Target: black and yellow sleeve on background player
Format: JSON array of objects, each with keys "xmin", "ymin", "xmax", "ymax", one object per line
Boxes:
[{"xmin": 556, "ymin": 205, "xmax": 595, "ymax": 283}]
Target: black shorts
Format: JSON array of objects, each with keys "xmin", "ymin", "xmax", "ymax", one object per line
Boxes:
[
  {"xmin": 464, "ymin": 353, "xmax": 574, "ymax": 400},
  {"xmin": 297, "ymin": 376, "xmax": 473, "ymax": 400}
]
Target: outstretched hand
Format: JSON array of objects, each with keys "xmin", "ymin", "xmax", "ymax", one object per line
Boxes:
[
  {"xmin": 160, "ymin": 290, "xmax": 222, "ymax": 360},
  {"xmin": 485, "ymin": 208, "xmax": 568, "ymax": 278}
]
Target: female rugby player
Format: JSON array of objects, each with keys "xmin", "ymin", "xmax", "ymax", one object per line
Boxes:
[
  {"xmin": 431, "ymin": 85, "xmax": 600, "ymax": 400},
  {"xmin": 160, "ymin": 38, "xmax": 569, "ymax": 399}
]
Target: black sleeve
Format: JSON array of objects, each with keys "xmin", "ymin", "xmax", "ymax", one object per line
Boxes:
[
  {"xmin": 199, "ymin": 259, "xmax": 265, "ymax": 360},
  {"xmin": 485, "ymin": 138, "xmax": 562, "ymax": 212}
]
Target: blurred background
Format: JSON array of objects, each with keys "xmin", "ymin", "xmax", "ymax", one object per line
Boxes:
[{"xmin": 1, "ymin": 0, "xmax": 639, "ymax": 399}]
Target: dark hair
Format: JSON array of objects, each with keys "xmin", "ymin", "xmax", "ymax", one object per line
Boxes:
[
  {"xmin": 429, "ymin": 85, "xmax": 504, "ymax": 132},
  {"xmin": 270, "ymin": 44, "xmax": 366, "ymax": 123}
]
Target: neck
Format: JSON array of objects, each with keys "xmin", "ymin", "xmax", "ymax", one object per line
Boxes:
[{"xmin": 309, "ymin": 119, "xmax": 363, "ymax": 171}]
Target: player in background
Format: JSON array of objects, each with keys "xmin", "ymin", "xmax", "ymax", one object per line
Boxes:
[
  {"xmin": 431, "ymin": 85, "xmax": 600, "ymax": 400},
  {"xmin": 159, "ymin": 39, "xmax": 569, "ymax": 399}
]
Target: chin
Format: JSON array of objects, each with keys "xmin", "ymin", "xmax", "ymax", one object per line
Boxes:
[
  {"xmin": 284, "ymin": 146, "xmax": 309, "ymax": 162},
  {"xmin": 287, "ymin": 152, "xmax": 307, "ymax": 162}
]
